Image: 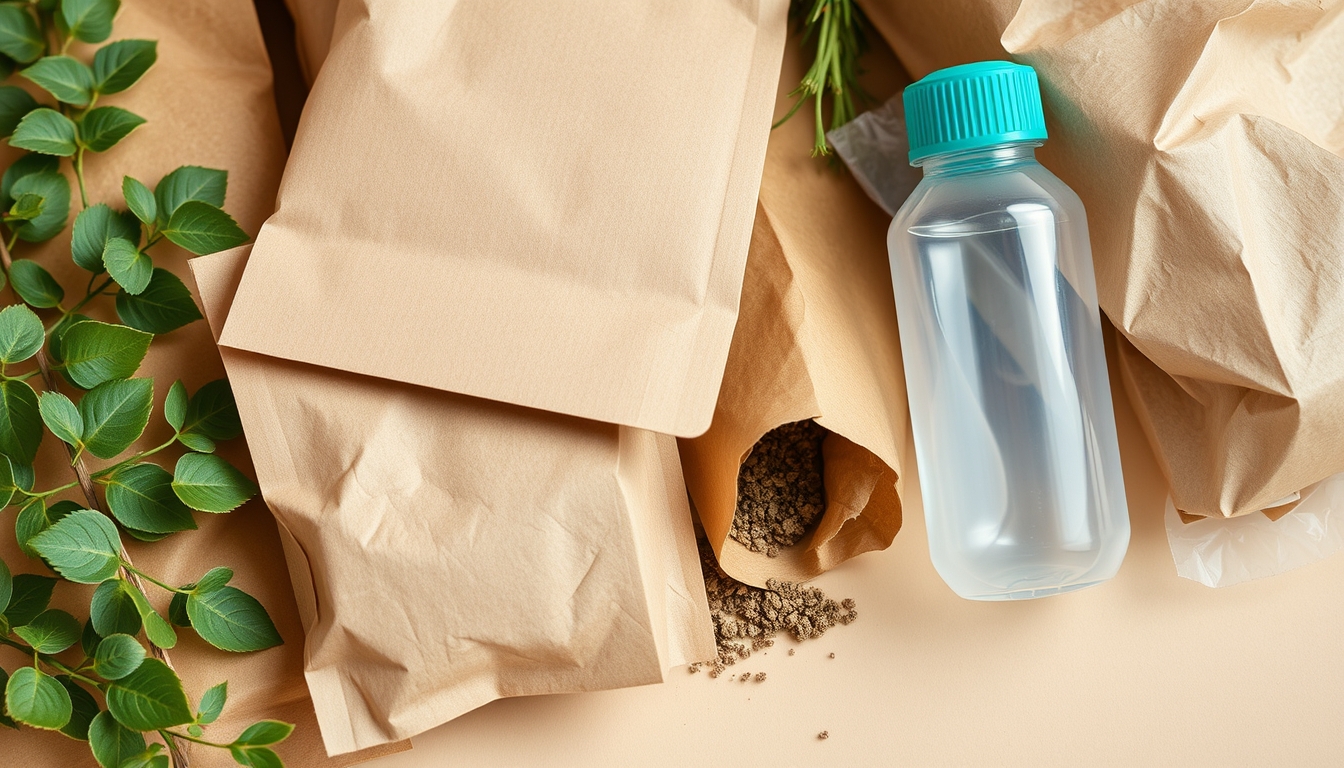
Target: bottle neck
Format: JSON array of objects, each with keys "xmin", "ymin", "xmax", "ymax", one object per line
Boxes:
[{"xmin": 917, "ymin": 141, "xmax": 1043, "ymax": 177}]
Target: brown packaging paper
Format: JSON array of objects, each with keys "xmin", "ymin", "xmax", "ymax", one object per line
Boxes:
[
  {"xmin": 192, "ymin": 244, "xmax": 715, "ymax": 756},
  {"xmin": 0, "ymin": 1, "xmax": 404, "ymax": 765},
  {"xmin": 217, "ymin": 0, "xmax": 789, "ymax": 438},
  {"xmin": 679, "ymin": 34, "xmax": 911, "ymax": 586},
  {"xmin": 859, "ymin": 0, "xmax": 1344, "ymax": 519}
]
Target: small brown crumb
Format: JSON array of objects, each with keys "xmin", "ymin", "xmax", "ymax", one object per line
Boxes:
[
  {"xmin": 754, "ymin": 672, "xmax": 766, "ymax": 682},
  {"xmin": 788, "ymin": 648, "xmax": 795, "ymax": 656},
  {"xmin": 818, "ymin": 731, "xmax": 829, "ymax": 740},
  {"xmin": 828, "ymin": 653, "xmax": 835, "ymax": 659}
]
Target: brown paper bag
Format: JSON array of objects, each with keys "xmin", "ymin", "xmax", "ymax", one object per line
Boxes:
[
  {"xmin": 679, "ymin": 33, "xmax": 911, "ymax": 586},
  {"xmin": 281, "ymin": 0, "xmax": 339, "ymax": 82},
  {"xmin": 191, "ymin": 245, "xmax": 714, "ymax": 756},
  {"xmin": 218, "ymin": 0, "xmax": 789, "ymax": 439},
  {"xmin": 859, "ymin": 0, "xmax": 1344, "ymax": 519}
]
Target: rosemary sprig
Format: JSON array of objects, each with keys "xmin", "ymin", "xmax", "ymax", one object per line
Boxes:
[{"xmin": 773, "ymin": 0, "xmax": 871, "ymax": 156}]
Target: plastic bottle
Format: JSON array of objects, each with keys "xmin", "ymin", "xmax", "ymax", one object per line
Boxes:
[{"xmin": 888, "ymin": 61, "xmax": 1129, "ymax": 600}]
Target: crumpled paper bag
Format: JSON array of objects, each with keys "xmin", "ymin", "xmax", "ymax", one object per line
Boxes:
[
  {"xmin": 192, "ymin": 246, "xmax": 714, "ymax": 756},
  {"xmin": 678, "ymin": 31, "xmax": 910, "ymax": 587},
  {"xmin": 859, "ymin": 0, "xmax": 1344, "ymax": 520}
]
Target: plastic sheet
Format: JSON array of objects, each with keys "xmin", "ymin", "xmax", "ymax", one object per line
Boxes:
[{"xmin": 827, "ymin": 94, "xmax": 922, "ymax": 216}]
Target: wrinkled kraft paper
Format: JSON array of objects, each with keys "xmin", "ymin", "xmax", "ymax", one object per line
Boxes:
[
  {"xmin": 192, "ymin": 246, "xmax": 715, "ymax": 756},
  {"xmin": 679, "ymin": 33, "xmax": 910, "ymax": 587},
  {"xmin": 219, "ymin": 0, "xmax": 789, "ymax": 439},
  {"xmin": 859, "ymin": 0, "xmax": 1344, "ymax": 520},
  {"xmin": 0, "ymin": 1, "xmax": 403, "ymax": 766}
]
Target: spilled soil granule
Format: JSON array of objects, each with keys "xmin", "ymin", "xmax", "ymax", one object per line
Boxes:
[
  {"xmin": 691, "ymin": 538, "xmax": 856, "ymax": 678},
  {"xmin": 730, "ymin": 420, "xmax": 826, "ymax": 557}
]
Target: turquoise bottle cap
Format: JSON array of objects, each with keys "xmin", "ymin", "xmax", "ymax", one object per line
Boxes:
[{"xmin": 902, "ymin": 60, "xmax": 1048, "ymax": 164}]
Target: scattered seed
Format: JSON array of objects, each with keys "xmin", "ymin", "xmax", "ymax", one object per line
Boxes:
[
  {"xmin": 818, "ymin": 731, "xmax": 829, "ymax": 740},
  {"xmin": 730, "ymin": 420, "xmax": 826, "ymax": 554}
]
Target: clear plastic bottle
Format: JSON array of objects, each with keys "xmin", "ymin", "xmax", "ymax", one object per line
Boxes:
[{"xmin": 888, "ymin": 61, "xmax": 1129, "ymax": 600}]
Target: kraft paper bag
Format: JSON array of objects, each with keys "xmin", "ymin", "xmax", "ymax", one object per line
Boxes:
[
  {"xmin": 0, "ymin": 1, "xmax": 404, "ymax": 765},
  {"xmin": 191, "ymin": 245, "xmax": 715, "ymax": 756},
  {"xmin": 282, "ymin": 0, "xmax": 339, "ymax": 82},
  {"xmin": 679, "ymin": 32, "xmax": 910, "ymax": 586},
  {"xmin": 217, "ymin": 0, "xmax": 789, "ymax": 438},
  {"xmin": 859, "ymin": 0, "xmax": 1344, "ymax": 519}
]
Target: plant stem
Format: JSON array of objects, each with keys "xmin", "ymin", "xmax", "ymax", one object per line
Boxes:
[
  {"xmin": 160, "ymin": 729, "xmax": 231, "ymax": 749},
  {"xmin": 66, "ymin": 275, "xmax": 116, "ymax": 317},
  {"xmin": 73, "ymin": 147, "xmax": 89, "ymax": 210},
  {"xmin": 0, "ymin": 636, "xmax": 105, "ymax": 688},
  {"xmin": 15, "ymin": 480, "xmax": 80, "ymax": 499},
  {"xmin": 122, "ymin": 564, "xmax": 190, "ymax": 595},
  {"xmin": 91, "ymin": 435, "xmax": 179, "ymax": 480}
]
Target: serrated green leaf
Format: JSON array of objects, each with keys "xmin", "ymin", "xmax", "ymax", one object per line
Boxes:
[
  {"xmin": 72, "ymin": 204, "xmax": 140, "ymax": 272},
  {"xmin": 9, "ymin": 258, "xmax": 65, "ymax": 308},
  {"xmin": 122, "ymin": 176, "xmax": 154, "ymax": 225},
  {"xmin": 0, "ymin": 378, "xmax": 42, "ymax": 464},
  {"xmin": 13, "ymin": 608, "xmax": 81, "ymax": 653},
  {"xmin": 194, "ymin": 566, "xmax": 233, "ymax": 594},
  {"xmin": 168, "ymin": 589, "xmax": 190, "ymax": 627},
  {"xmin": 61, "ymin": 0, "xmax": 120, "ymax": 44},
  {"xmin": 21, "ymin": 55, "xmax": 94, "ymax": 107},
  {"xmin": 154, "ymin": 166, "xmax": 226, "ymax": 223},
  {"xmin": 10, "ymin": 107, "xmax": 77, "ymax": 156},
  {"xmin": 38, "ymin": 391, "xmax": 84, "ymax": 449},
  {"xmin": 0, "ymin": 84, "xmax": 37, "ymax": 137},
  {"xmin": 78, "ymin": 377, "xmax": 152, "ymax": 459},
  {"xmin": 105, "ymin": 657, "xmax": 191, "ymax": 731},
  {"xmin": 106, "ymin": 463, "xmax": 196, "ymax": 534},
  {"xmin": 172, "ymin": 453, "xmax": 256, "ymax": 513},
  {"xmin": 30, "ymin": 509, "xmax": 121, "ymax": 584},
  {"xmin": 161, "ymin": 200, "xmax": 247, "ymax": 255},
  {"xmin": 79, "ymin": 106, "xmax": 144, "ymax": 152},
  {"xmin": 90, "ymin": 578, "xmax": 141, "ymax": 636},
  {"xmin": 59, "ymin": 320, "xmax": 152, "ymax": 389},
  {"xmin": 93, "ymin": 633, "xmax": 145, "ymax": 680},
  {"xmin": 5, "ymin": 191, "xmax": 44, "ymax": 222},
  {"xmin": 196, "ymin": 681, "xmax": 226, "ymax": 725},
  {"xmin": 93, "ymin": 39, "xmax": 155, "ymax": 94},
  {"xmin": 102, "ymin": 237, "xmax": 151, "ymax": 294},
  {"xmin": 114, "ymin": 268, "xmax": 202, "ymax": 334},
  {"xmin": 56, "ymin": 675, "xmax": 98, "ymax": 740},
  {"xmin": 4, "ymin": 666, "xmax": 72, "ymax": 730},
  {"xmin": 187, "ymin": 586, "xmax": 281, "ymax": 653},
  {"xmin": 89, "ymin": 709, "xmax": 146, "ymax": 768},
  {"xmin": 4, "ymin": 573, "xmax": 55, "ymax": 626},
  {"xmin": 46, "ymin": 314, "xmax": 89, "ymax": 365},
  {"xmin": 124, "ymin": 580, "xmax": 175, "ymax": 649},
  {"xmin": 0, "ymin": 303, "xmax": 44, "ymax": 364},
  {"xmin": 164, "ymin": 380, "xmax": 186, "ymax": 431},
  {"xmin": 0, "ymin": 6, "xmax": 44, "ymax": 64},
  {"xmin": 10, "ymin": 169, "xmax": 70, "ymax": 242},
  {"xmin": 182, "ymin": 380, "xmax": 242, "ymax": 441},
  {"xmin": 15, "ymin": 498, "xmax": 77, "ymax": 558},
  {"xmin": 235, "ymin": 719, "xmax": 294, "ymax": 747}
]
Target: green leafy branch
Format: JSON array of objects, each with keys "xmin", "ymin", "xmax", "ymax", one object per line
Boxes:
[
  {"xmin": 0, "ymin": 1, "xmax": 290, "ymax": 766},
  {"xmin": 773, "ymin": 0, "xmax": 871, "ymax": 156}
]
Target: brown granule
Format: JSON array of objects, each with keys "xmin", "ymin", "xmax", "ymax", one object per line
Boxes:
[
  {"xmin": 754, "ymin": 672, "xmax": 766, "ymax": 682},
  {"xmin": 818, "ymin": 731, "xmax": 829, "ymax": 740},
  {"xmin": 788, "ymin": 648, "xmax": 795, "ymax": 656},
  {"xmin": 730, "ymin": 420, "xmax": 826, "ymax": 557},
  {"xmin": 828, "ymin": 653, "xmax": 835, "ymax": 659},
  {"xmin": 697, "ymin": 538, "xmax": 858, "ymax": 677}
]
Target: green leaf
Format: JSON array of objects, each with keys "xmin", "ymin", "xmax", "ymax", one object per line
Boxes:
[
  {"xmin": 38, "ymin": 391, "xmax": 84, "ymax": 450},
  {"xmin": 106, "ymin": 463, "xmax": 196, "ymax": 534},
  {"xmin": 16, "ymin": 498, "xmax": 77, "ymax": 558},
  {"xmin": 106, "ymin": 657, "xmax": 192, "ymax": 731},
  {"xmin": 1, "ymin": 153, "xmax": 58, "ymax": 207},
  {"xmin": 0, "ymin": 304, "xmax": 44, "ymax": 363},
  {"xmin": 21, "ymin": 55, "xmax": 94, "ymax": 107},
  {"xmin": 10, "ymin": 458, "xmax": 33, "ymax": 491},
  {"xmin": 57, "ymin": 675, "xmax": 99, "ymax": 740},
  {"xmin": 30, "ymin": 509, "xmax": 121, "ymax": 584},
  {"xmin": 0, "ymin": 668, "xmax": 13, "ymax": 730},
  {"xmin": 13, "ymin": 608, "xmax": 81, "ymax": 653},
  {"xmin": 80, "ymin": 616, "xmax": 101, "ymax": 656},
  {"xmin": 154, "ymin": 166, "xmax": 226, "ymax": 223},
  {"xmin": 89, "ymin": 709, "xmax": 146, "ymax": 768},
  {"xmin": 4, "ymin": 666, "xmax": 72, "ymax": 730},
  {"xmin": 122, "ymin": 750, "xmax": 170, "ymax": 768},
  {"xmin": 0, "ymin": 84, "xmax": 37, "ymax": 137},
  {"xmin": 161, "ymin": 200, "xmax": 247, "ymax": 255},
  {"xmin": 0, "ymin": 378, "xmax": 42, "ymax": 464},
  {"xmin": 93, "ymin": 633, "xmax": 145, "ymax": 680},
  {"xmin": 230, "ymin": 745, "xmax": 283, "ymax": 768},
  {"xmin": 78, "ymin": 106, "xmax": 144, "ymax": 151},
  {"xmin": 47, "ymin": 315, "xmax": 90, "ymax": 366},
  {"xmin": 78, "ymin": 377, "xmax": 153, "ymax": 459},
  {"xmin": 194, "ymin": 567, "xmax": 233, "ymax": 595},
  {"xmin": 92, "ymin": 39, "xmax": 156, "ymax": 94},
  {"xmin": 59, "ymin": 320, "xmax": 152, "ymax": 389},
  {"xmin": 187, "ymin": 586, "xmax": 281, "ymax": 653},
  {"xmin": 10, "ymin": 169, "xmax": 70, "ymax": 242},
  {"xmin": 165, "ymin": 380, "xmax": 186, "ymax": 431},
  {"xmin": 0, "ymin": 456, "xmax": 16, "ymax": 509},
  {"xmin": 0, "ymin": 558, "xmax": 9, "ymax": 610},
  {"xmin": 182, "ymin": 380, "xmax": 243, "ymax": 441},
  {"xmin": 172, "ymin": 453, "xmax": 256, "ymax": 513},
  {"xmin": 5, "ymin": 191, "xmax": 44, "ymax": 222},
  {"xmin": 122, "ymin": 176, "xmax": 155, "ymax": 225},
  {"xmin": 115, "ymin": 268, "xmax": 202, "ymax": 334},
  {"xmin": 176, "ymin": 432, "xmax": 215, "ymax": 453},
  {"xmin": 10, "ymin": 107, "xmax": 78, "ymax": 156},
  {"xmin": 90, "ymin": 578, "xmax": 141, "ymax": 636},
  {"xmin": 72, "ymin": 204, "xmax": 140, "ymax": 272},
  {"xmin": 102, "ymin": 237, "xmax": 151, "ymax": 294},
  {"xmin": 9, "ymin": 258, "xmax": 65, "ymax": 308},
  {"xmin": 124, "ymin": 580, "xmax": 175, "ymax": 649},
  {"xmin": 235, "ymin": 719, "xmax": 295, "ymax": 747},
  {"xmin": 61, "ymin": 0, "xmax": 120, "ymax": 44},
  {"xmin": 0, "ymin": 6, "xmax": 44, "ymax": 64},
  {"xmin": 196, "ymin": 681, "xmax": 226, "ymax": 725},
  {"xmin": 122, "ymin": 526, "xmax": 168, "ymax": 543},
  {"xmin": 168, "ymin": 590, "xmax": 189, "ymax": 627},
  {"xmin": 4, "ymin": 573, "xmax": 55, "ymax": 626}
]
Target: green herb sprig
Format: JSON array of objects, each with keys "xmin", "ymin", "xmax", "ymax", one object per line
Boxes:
[
  {"xmin": 773, "ymin": 0, "xmax": 871, "ymax": 156},
  {"xmin": 0, "ymin": 1, "xmax": 292, "ymax": 766}
]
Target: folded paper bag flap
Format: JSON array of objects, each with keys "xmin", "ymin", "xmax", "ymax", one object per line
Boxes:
[{"xmin": 218, "ymin": 0, "xmax": 789, "ymax": 438}]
